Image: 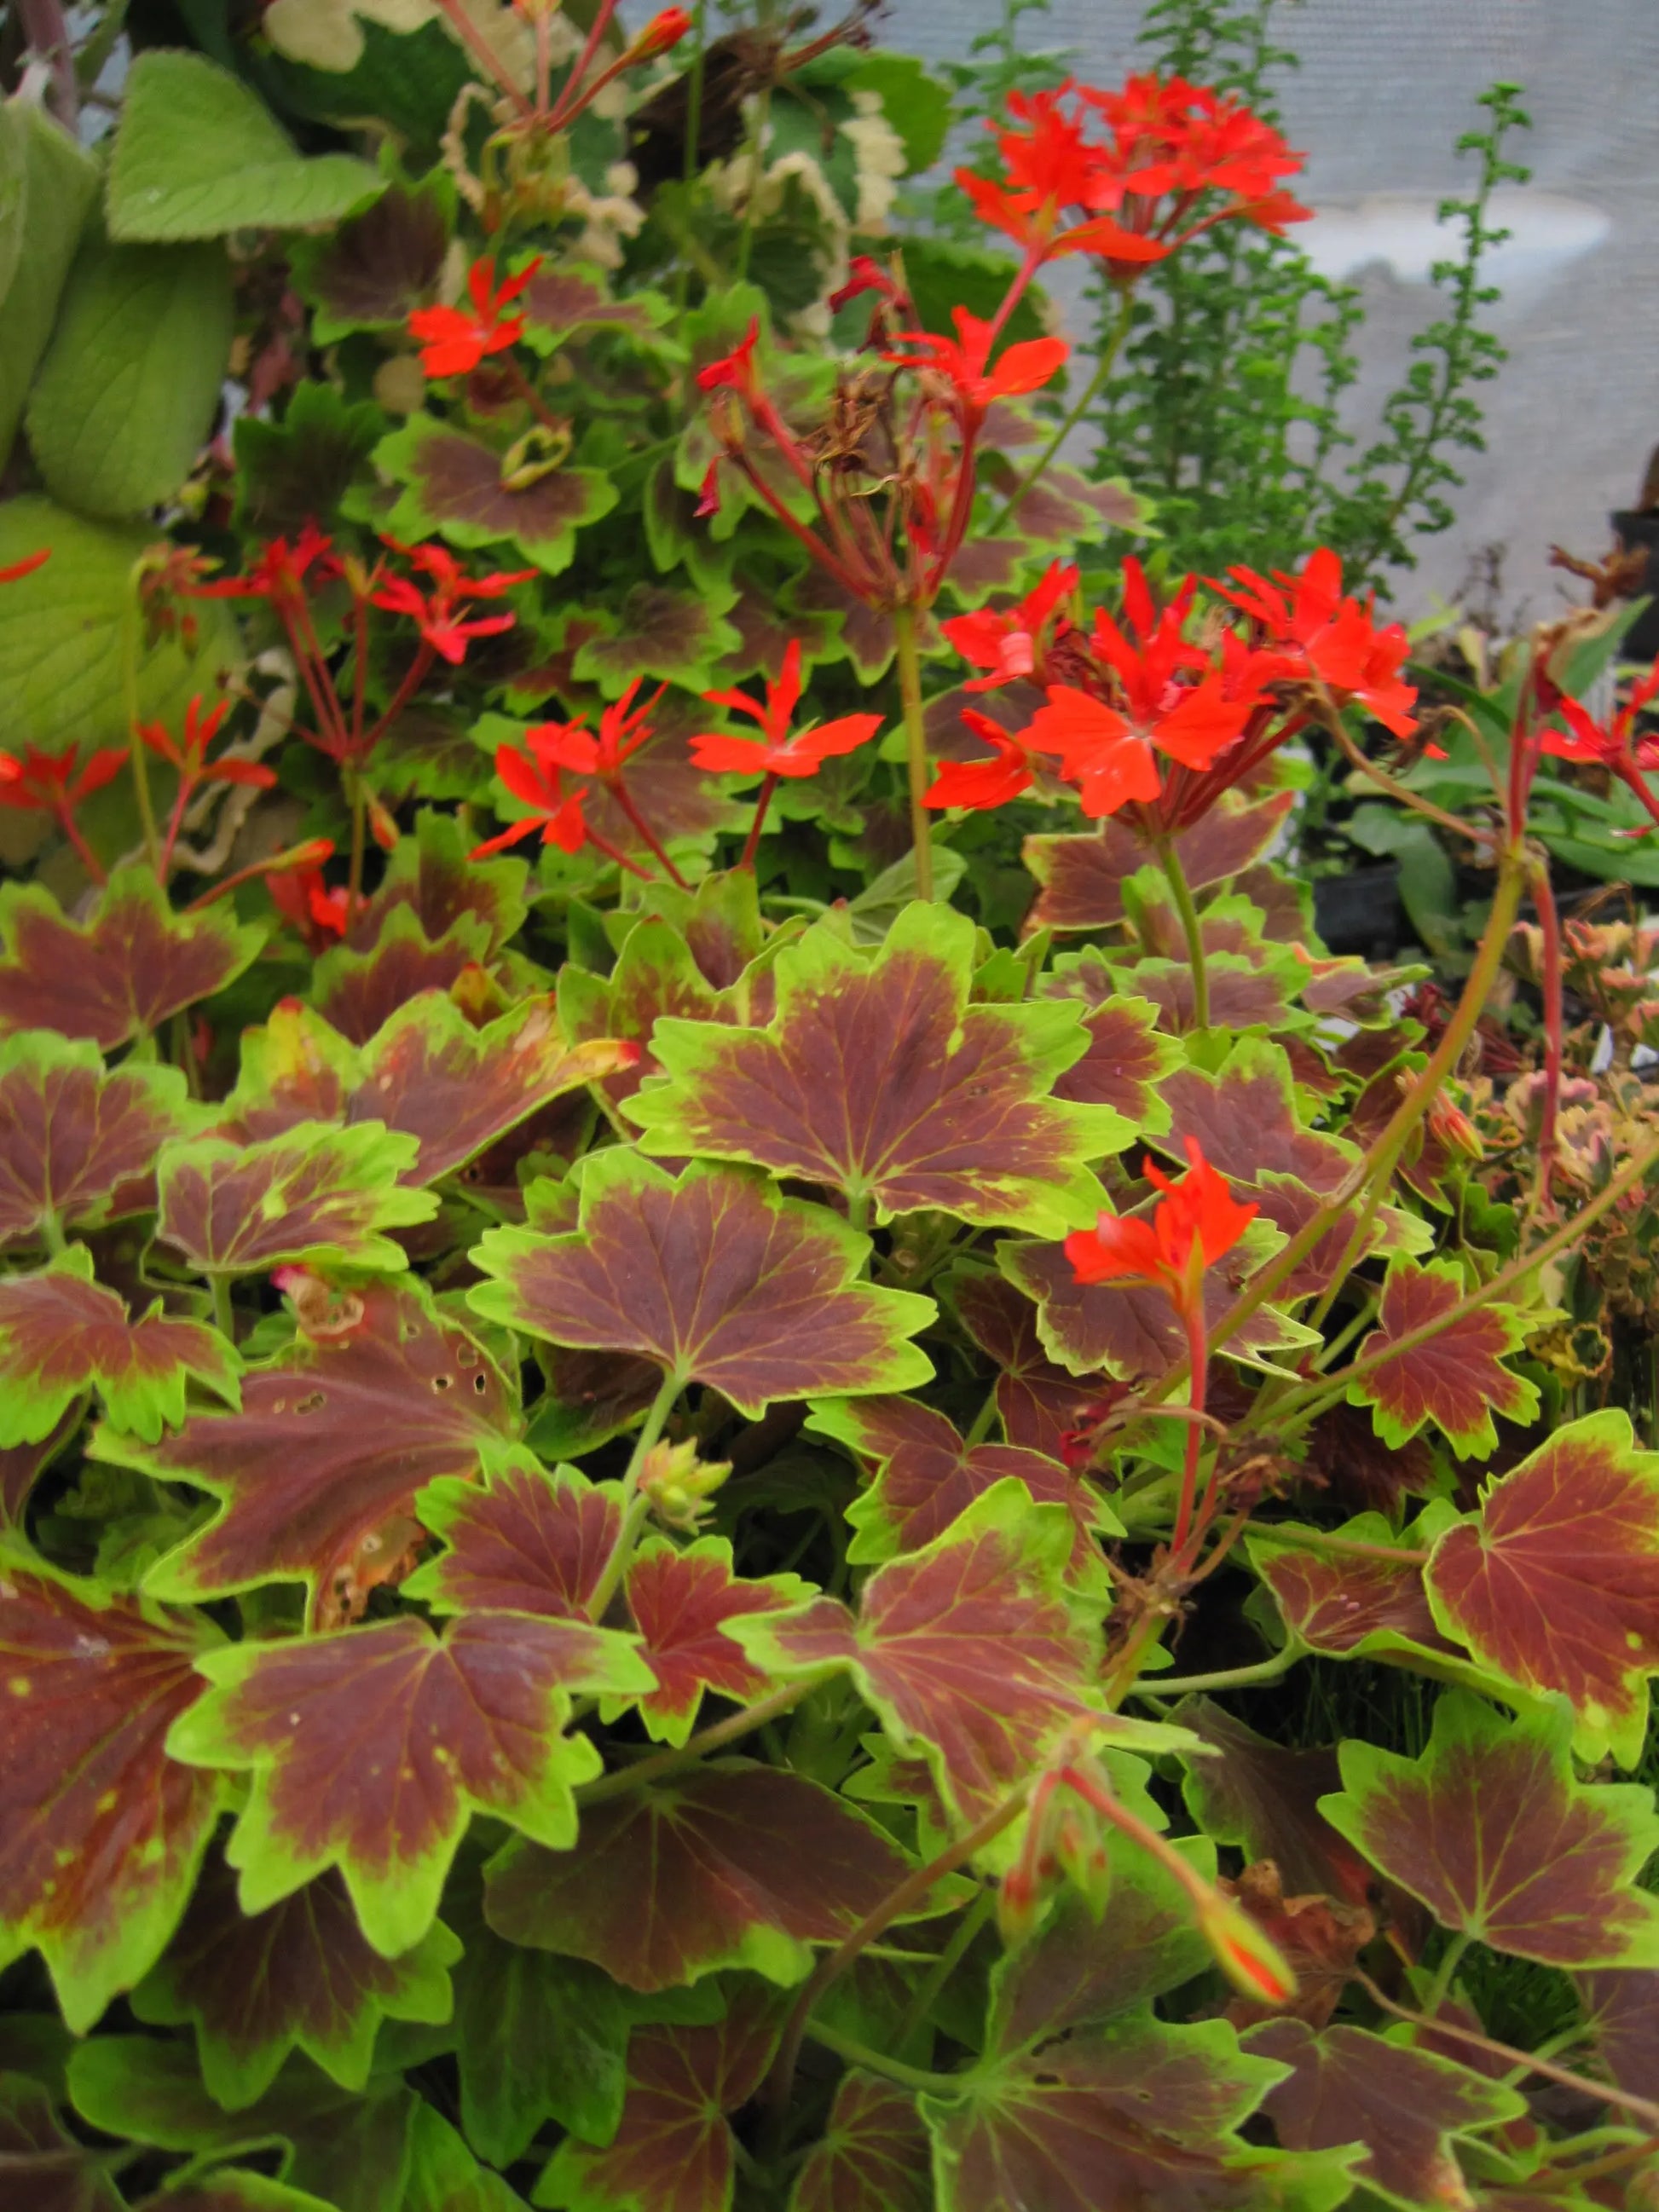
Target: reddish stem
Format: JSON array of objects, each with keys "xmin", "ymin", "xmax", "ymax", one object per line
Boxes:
[
  {"xmin": 581, "ymin": 817, "xmax": 656, "ymax": 885},
  {"xmin": 158, "ymin": 771, "xmax": 198, "ymax": 883},
  {"xmin": 1529, "ymin": 856, "xmax": 1564, "ymax": 1213},
  {"xmin": 54, "ymin": 803, "xmax": 106, "ymax": 886},
  {"xmin": 608, "ymin": 777, "xmax": 688, "ymax": 887},
  {"xmin": 430, "ymin": 0, "xmax": 535, "ymax": 116},
  {"xmin": 739, "ymin": 771, "xmax": 780, "ymax": 871},
  {"xmin": 546, "ymin": 0, "xmax": 621, "ymax": 127}
]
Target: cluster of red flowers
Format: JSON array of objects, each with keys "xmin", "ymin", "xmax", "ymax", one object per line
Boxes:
[{"xmin": 926, "ymin": 549, "xmax": 1419, "ymax": 840}]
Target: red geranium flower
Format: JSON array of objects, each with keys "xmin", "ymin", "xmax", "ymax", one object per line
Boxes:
[
  {"xmin": 526, "ymin": 677, "xmax": 664, "ymax": 783},
  {"xmin": 627, "ymin": 6, "xmax": 692, "ymax": 60},
  {"xmin": 1065, "ymin": 1137, "xmax": 1257, "ymax": 1317},
  {"xmin": 370, "ymin": 542, "xmax": 535, "ymax": 666},
  {"xmin": 1539, "ymin": 659, "xmax": 1659, "ymax": 833},
  {"xmin": 1212, "ymin": 548, "xmax": 1418, "ymax": 738},
  {"xmin": 0, "ymin": 548, "xmax": 49, "ymax": 586},
  {"xmin": 408, "ymin": 256, "xmax": 543, "ymax": 380},
  {"xmin": 924, "ymin": 711, "xmax": 1037, "ymax": 811},
  {"xmin": 194, "ymin": 523, "xmax": 342, "ymax": 608},
  {"xmin": 0, "ymin": 742, "xmax": 126, "ymax": 820},
  {"xmin": 941, "ymin": 561, "xmax": 1078, "ymax": 690},
  {"xmin": 697, "ymin": 318, "xmax": 763, "ymax": 400},
  {"xmin": 887, "ymin": 309, "xmax": 1069, "ymax": 419},
  {"xmin": 472, "ymin": 742, "xmax": 590, "ymax": 858},
  {"xmin": 690, "ymin": 640, "xmax": 882, "ymax": 777},
  {"xmin": 267, "ymin": 863, "xmax": 350, "ymax": 946},
  {"xmin": 137, "ymin": 695, "xmax": 277, "ymax": 792}
]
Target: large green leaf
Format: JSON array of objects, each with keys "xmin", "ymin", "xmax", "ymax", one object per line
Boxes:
[
  {"xmin": 0, "ymin": 498, "xmax": 240, "ymax": 753},
  {"xmin": 107, "ymin": 49, "xmax": 384, "ymax": 242},
  {"xmin": 26, "ymin": 234, "xmax": 234, "ymax": 520},
  {"xmin": 0, "ymin": 101, "xmax": 101, "ymax": 471}
]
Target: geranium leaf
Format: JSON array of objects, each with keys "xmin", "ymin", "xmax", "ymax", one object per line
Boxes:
[
  {"xmin": 0, "ymin": 870, "xmax": 263, "ymax": 1049},
  {"xmin": 468, "ymin": 1152, "xmax": 935, "ymax": 1418},
  {"xmin": 309, "ymin": 907, "xmax": 491, "ymax": 1045},
  {"xmin": 731, "ymin": 1482, "xmax": 1104, "ymax": 1823},
  {"xmin": 228, "ymin": 994, "xmax": 629, "ymax": 1186},
  {"xmin": 0, "ymin": 1030, "xmax": 200, "ymax": 1251},
  {"xmin": 1247, "ymin": 1511, "xmax": 1494, "ymax": 1687},
  {"xmin": 166, "ymin": 1609, "xmax": 653, "ymax": 1957},
  {"xmin": 572, "ymin": 586, "xmax": 743, "ymax": 698},
  {"xmin": 352, "ymin": 810, "xmax": 529, "ymax": 956},
  {"xmin": 1303, "ymin": 1401, "xmax": 1436, "ymax": 1517},
  {"xmin": 1003, "ymin": 1218, "xmax": 1315, "ymax": 1381},
  {"xmin": 1252, "ymin": 1172, "xmax": 1431, "ymax": 1304},
  {"xmin": 0, "ymin": 1246, "xmax": 240, "ymax": 1446},
  {"xmin": 0, "ymin": 1411, "xmax": 79, "ymax": 1528},
  {"xmin": 1025, "ymin": 792, "xmax": 1295, "ymax": 933},
  {"xmin": 1575, "ymin": 1967, "xmax": 1659, "ymax": 2103},
  {"xmin": 558, "ymin": 917, "xmax": 732, "ymax": 1109},
  {"xmin": 407, "ymin": 1456, "xmax": 621, "ymax": 1620},
  {"xmin": 791, "ymin": 570, "xmax": 936, "ymax": 681},
  {"xmin": 101, "ymin": 1279, "xmax": 517, "ymax": 1621},
  {"xmin": 805, "ymin": 1392, "xmax": 1113, "ymax": 1571},
  {"xmin": 135, "ymin": 2174, "xmax": 342, "ymax": 2212},
  {"xmin": 486, "ymin": 1761, "xmax": 914, "ymax": 1993},
  {"xmin": 0, "ymin": 1568, "xmax": 223, "ymax": 2031},
  {"xmin": 156, "ymin": 1121, "xmax": 438, "ymax": 1275},
  {"xmin": 288, "ymin": 169, "xmax": 453, "ymax": 341},
  {"xmin": 1349, "ymin": 1259, "xmax": 1540, "ymax": 1458},
  {"xmin": 523, "ymin": 265, "xmax": 674, "ymax": 351},
  {"xmin": 1177, "ymin": 1701, "xmax": 1384, "ymax": 1916},
  {"xmin": 620, "ymin": 1539, "xmax": 813, "ymax": 1745},
  {"xmin": 1319, "ymin": 1690, "xmax": 1659, "ymax": 1967},
  {"xmin": 1041, "ymin": 969, "xmax": 1180, "ymax": 1129},
  {"xmin": 627, "ymin": 904, "xmax": 1128, "ymax": 1233},
  {"xmin": 374, "ymin": 417, "xmax": 618, "ymax": 575},
  {"xmin": 0, "ymin": 2073, "xmax": 125, "ymax": 2212},
  {"xmin": 233, "ymin": 378, "xmax": 386, "ymax": 538},
  {"xmin": 789, "ymin": 2073, "xmax": 932, "ymax": 2212},
  {"xmin": 1425, "ymin": 1409, "xmax": 1659, "ymax": 1766},
  {"xmin": 402, "ymin": 2098, "xmax": 527, "ymax": 2212},
  {"xmin": 1156, "ymin": 1038, "xmax": 1360, "ymax": 1196},
  {"xmin": 1243, "ymin": 2019, "xmax": 1525, "ymax": 2212},
  {"xmin": 130, "ymin": 1847, "xmax": 460, "ymax": 2107},
  {"xmin": 534, "ymin": 2000, "xmax": 780, "ymax": 2212},
  {"xmin": 945, "ymin": 1267, "xmax": 1110, "ymax": 1459}
]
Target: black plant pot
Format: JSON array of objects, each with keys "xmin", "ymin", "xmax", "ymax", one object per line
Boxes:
[
  {"xmin": 1610, "ymin": 510, "xmax": 1659, "ymax": 662},
  {"xmin": 1312, "ymin": 861, "xmax": 1404, "ymax": 962}
]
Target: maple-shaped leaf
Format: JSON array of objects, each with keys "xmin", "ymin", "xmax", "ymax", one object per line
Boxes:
[
  {"xmin": 535, "ymin": 2000, "xmax": 779, "ymax": 2212},
  {"xmin": 731, "ymin": 1482, "xmax": 1103, "ymax": 1823},
  {"xmin": 0, "ymin": 1247, "xmax": 240, "ymax": 1447},
  {"xmin": 945, "ymin": 1268, "xmax": 1110, "ymax": 1459},
  {"xmin": 101, "ymin": 1279, "xmax": 517, "ymax": 1621},
  {"xmin": 0, "ymin": 870, "xmax": 263, "ymax": 1048},
  {"xmin": 1177, "ymin": 1701, "xmax": 1383, "ymax": 1916},
  {"xmin": 350, "ymin": 807, "xmax": 529, "ymax": 957},
  {"xmin": 1244, "ymin": 2019, "xmax": 1525, "ymax": 2212},
  {"xmin": 1576, "ymin": 1967, "xmax": 1659, "ymax": 2104},
  {"xmin": 1003, "ymin": 1217, "xmax": 1316, "ymax": 1382},
  {"xmin": 522, "ymin": 265, "xmax": 673, "ymax": 350},
  {"xmin": 485, "ymin": 1760, "xmax": 914, "ymax": 1993},
  {"xmin": 166, "ymin": 1608, "xmax": 653, "ymax": 1957},
  {"xmin": 309, "ymin": 908, "xmax": 491, "ymax": 1047},
  {"xmin": 627, "ymin": 904, "xmax": 1128, "ymax": 1233},
  {"xmin": 134, "ymin": 2174, "xmax": 342, "ymax": 2212},
  {"xmin": 789, "ymin": 2073, "xmax": 932, "ymax": 2212},
  {"xmin": 1349, "ymin": 1259, "xmax": 1539, "ymax": 1459},
  {"xmin": 289, "ymin": 170, "xmax": 453, "ymax": 340},
  {"xmin": 157, "ymin": 1121, "xmax": 438, "ymax": 1276},
  {"xmin": 1320, "ymin": 1690, "xmax": 1659, "ymax": 1967},
  {"xmin": 806, "ymin": 1392, "xmax": 1111, "ymax": 1572},
  {"xmin": 130, "ymin": 1846, "xmax": 459, "ymax": 2107},
  {"xmin": 407, "ymin": 1455, "xmax": 621, "ymax": 1619},
  {"xmin": 0, "ymin": 1029, "xmax": 202, "ymax": 1251},
  {"xmin": 0, "ymin": 1411, "xmax": 79, "ymax": 1528},
  {"xmin": 1156, "ymin": 1037, "xmax": 1360, "ymax": 1196},
  {"xmin": 573, "ymin": 584, "xmax": 743, "ymax": 697},
  {"xmin": 0, "ymin": 1568, "xmax": 223, "ymax": 2031},
  {"xmin": 0, "ymin": 2071, "xmax": 126, "ymax": 2212},
  {"xmin": 234, "ymin": 383, "xmax": 386, "ymax": 542},
  {"xmin": 1248, "ymin": 1511, "xmax": 1491, "ymax": 1687},
  {"xmin": 1302, "ymin": 1401, "xmax": 1436, "ymax": 1518},
  {"xmin": 375, "ymin": 416, "xmax": 620, "ymax": 575},
  {"xmin": 1425, "ymin": 1410, "xmax": 1659, "ymax": 1768},
  {"xmin": 228, "ymin": 993, "xmax": 628, "ymax": 1186},
  {"xmin": 1024, "ymin": 792, "xmax": 1296, "ymax": 933},
  {"xmin": 1251, "ymin": 1171, "xmax": 1431, "ymax": 1305},
  {"xmin": 468, "ymin": 1152, "xmax": 935, "ymax": 1418},
  {"xmin": 558, "ymin": 916, "xmax": 737, "ymax": 1109},
  {"xmin": 621, "ymin": 1539, "xmax": 812, "ymax": 1745},
  {"xmin": 1041, "ymin": 970, "xmax": 1180, "ymax": 1130}
]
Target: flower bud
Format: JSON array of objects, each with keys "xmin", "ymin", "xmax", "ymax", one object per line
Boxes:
[{"xmin": 638, "ymin": 1437, "xmax": 731, "ymax": 1531}]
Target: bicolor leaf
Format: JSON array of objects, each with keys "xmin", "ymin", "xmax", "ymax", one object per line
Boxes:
[
  {"xmin": 156, "ymin": 1121, "xmax": 437, "ymax": 1274},
  {"xmin": 0, "ymin": 1030, "xmax": 200, "ymax": 1251},
  {"xmin": 1349, "ymin": 1260, "xmax": 1539, "ymax": 1459}
]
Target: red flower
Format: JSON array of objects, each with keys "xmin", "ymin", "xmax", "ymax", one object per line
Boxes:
[
  {"xmin": 888, "ymin": 309, "xmax": 1068, "ymax": 419},
  {"xmin": 194, "ymin": 523, "xmax": 342, "ymax": 607},
  {"xmin": 828, "ymin": 256, "xmax": 907, "ymax": 315},
  {"xmin": 0, "ymin": 548, "xmax": 49, "ymax": 586},
  {"xmin": 1081, "ymin": 73, "xmax": 1310, "ymax": 234},
  {"xmin": 0, "ymin": 742, "xmax": 126, "ymax": 819},
  {"xmin": 957, "ymin": 88, "xmax": 1171, "ymax": 269},
  {"xmin": 137, "ymin": 695, "xmax": 277, "ymax": 791},
  {"xmin": 371, "ymin": 541, "xmax": 535, "ymax": 666},
  {"xmin": 627, "ymin": 6, "xmax": 692, "ymax": 60},
  {"xmin": 267, "ymin": 863, "xmax": 350, "ymax": 944},
  {"xmin": 697, "ymin": 318, "xmax": 763, "ymax": 400},
  {"xmin": 1064, "ymin": 1138, "xmax": 1257, "ymax": 1316},
  {"xmin": 408, "ymin": 256, "xmax": 542, "ymax": 380},
  {"xmin": 941, "ymin": 561, "xmax": 1078, "ymax": 690},
  {"xmin": 1540, "ymin": 661, "xmax": 1659, "ymax": 833},
  {"xmin": 473, "ymin": 742, "xmax": 589, "ymax": 858},
  {"xmin": 690, "ymin": 640, "xmax": 882, "ymax": 778},
  {"xmin": 526, "ymin": 677, "xmax": 664, "ymax": 784},
  {"xmin": 1212, "ymin": 549, "xmax": 1418, "ymax": 738},
  {"xmin": 924, "ymin": 711, "xmax": 1035, "ymax": 811}
]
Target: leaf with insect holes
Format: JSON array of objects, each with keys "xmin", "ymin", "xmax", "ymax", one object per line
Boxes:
[
  {"xmin": 1320, "ymin": 1690, "xmax": 1659, "ymax": 1967},
  {"xmin": 468, "ymin": 1152, "xmax": 934, "ymax": 1418},
  {"xmin": 225, "ymin": 994, "xmax": 631, "ymax": 1186},
  {"xmin": 730, "ymin": 1482, "xmax": 1104, "ymax": 1824},
  {"xmin": 616, "ymin": 1540, "xmax": 816, "ymax": 1746},
  {"xmin": 0, "ymin": 1568, "xmax": 224, "ymax": 2032},
  {"xmin": 534, "ymin": 1996, "xmax": 780, "ymax": 2212},
  {"xmin": 1349, "ymin": 1259, "xmax": 1539, "ymax": 1459},
  {"xmin": 485, "ymin": 1761, "xmax": 916, "ymax": 1994},
  {"xmin": 1002, "ymin": 1217, "xmax": 1316, "ymax": 1382},
  {"xmin": 156, "ymin": 1121, "xmax": 437, "ymax": 1274},
  {"xmin": 1425, "ymin": 1410, "xmax": 1659, "ymax": 1767},
  {"xmin": 627, "ymin": 904, "xmax": 1129, "ymax": 1233},
  {"xmin": 0, "ymin": 1031, "xmax": 203, "ymax": 1252},
  {"xmin": 0, "ymin": 870, "xmax": 263, "ymax": 1049},
  {"xmin": 0, "ymin": 2074, "xmax": 125, "ymax": 2212},
  {"xmin": 1024, "ymin": 792, "xmax": 1296, "ymax": 933},
  {"xmin": 805, "ymin": 1393, "xmax": 1114, "ymax": 1573},
  {"xmin": 0, "ymin": 1246, "xmax": 240, "ymax": 1446},
  {"xmin": 165, "ymin": 1609, "xmax": 652, "ymax": 1958},
  {"xmin": 374, "ymin": 416, "xmax": 619, "ymax": 575},
  {"xmin": 288, "ymin": 170, "xmax": 454, "ymax": 341},
  {"xmin": 789, "ymin": 2074, "xmax": 933, "ymax": 2212},
  {"xmin": 406, "ymin": 1456, "xmax": 622, "ymax": 1620},
  {"xmin": 1242, "ymin": 2019, "xmax": 1525, "ymax": 2212},
  {"xmin": 309, "ymin": 909, "xmax": 491, "ymax": 1046},
  {"xmin": 130, "ymin": 1848, "xmax": 459, "ymax": 2108},
  {"xmin": 100, "ymin": 1279, "xmax": 517, "ymax": 1621},
  {"xmin": 945, "ymin": 1268, "xmax": 1112, "ymax": 1461}
]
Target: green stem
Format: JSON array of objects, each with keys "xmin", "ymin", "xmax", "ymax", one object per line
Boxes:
[
  {"xmin": 986, "ymin": 286, "xmax": 1136, "ymax": 535},
  {"xmin": 802, "ymin": 2019, "xmax": 966, "ymax": 2097},
  {"xmin": 963, "ymin": 1385, "xmax": 1000, "ymax": 1448},
  {"xmin": 121, "ymin": 567, "xmax": 160, "ymax": 874},
  {"xmin": 575, "ymin": 1678, "xmax": 818, "ymax": 1806},
  {"xmin": 891, "ymin": 604, "xmax": 934, "ymax": 903},
  {"xmin": 845, "ymin": 1190, "xmax": 870, "ymax": 1238},
  {"xmin": 40, "ymin": 1210, "xmax": 66, "ymax": 1258},
  {"xmin": 1135, "ymin": 1646, "xmax": 1298, "ymax": 1699},
  {"xmin": 671, "ymin": 0, "xmax": 708, "ymax": 315},
  {"xmin": 209, "ymin": 1273, "xmax": 234, "ymax": 1341},
  {"xmin": 585, "ymin": 1368, "xmax": 683, "ymax": 1621},
  {"xmin": 894, "ymin": 1888, "xmax": 995, "ymax": 2047},
  {"xmin": 1424, "ymin": 1929, "xmax": 1472, "ymax": 2021},
  {"xmin": 1156, "ymin": 833, "xmax": 1209, "ymax": 1031},
  {"xmin": 345, "ymin": 766, "xmax": 367, "ymax": 924}
]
